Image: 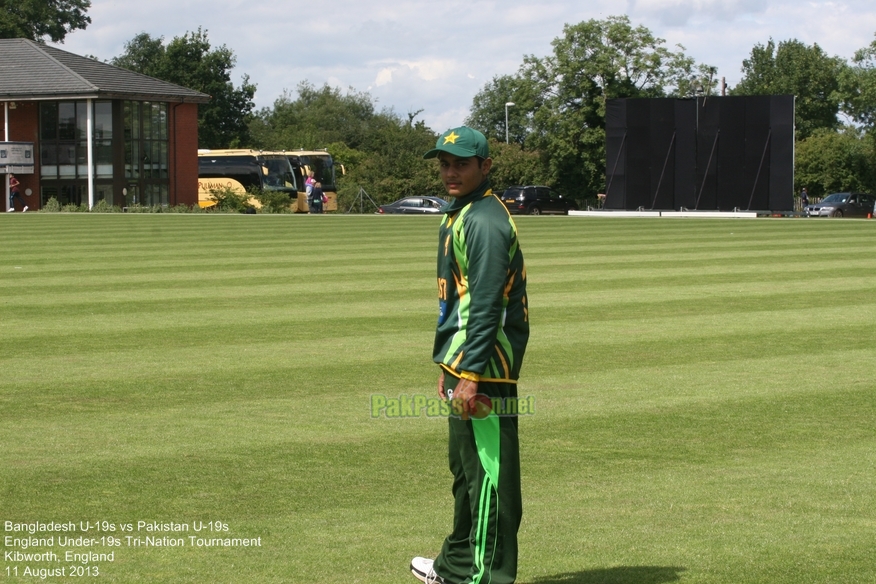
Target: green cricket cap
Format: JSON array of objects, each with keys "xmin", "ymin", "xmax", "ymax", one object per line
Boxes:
[{"xmin": 423, "ymin": 126, "xmax": 489, "ymax": 160}]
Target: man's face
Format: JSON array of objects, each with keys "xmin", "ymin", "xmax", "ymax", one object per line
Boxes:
[{"xmin": 438, "ymin": 153, "xmax": 492, "ymax": 198}]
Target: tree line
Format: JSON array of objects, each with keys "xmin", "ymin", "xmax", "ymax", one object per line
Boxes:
[{"xmin": 5, "ymin": 8, "xmax": 876, "ymax": 207}]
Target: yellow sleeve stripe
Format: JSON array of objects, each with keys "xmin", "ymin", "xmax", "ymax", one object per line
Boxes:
[
  {"xmin": 440, "ymin": 364, "xmax": 518, "ymax": 384},
  {"xmin": 458, "ymin": 370, "xmax": 481, "ymax": 382}
]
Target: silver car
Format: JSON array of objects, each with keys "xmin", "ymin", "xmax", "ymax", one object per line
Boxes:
[
  {"xmin": 804, "ymin": 192, "xmax": 875, "ymax": 217},
  {"xmin": 377, "ymin": 196, "xmax": 447, "ymax": 215}
]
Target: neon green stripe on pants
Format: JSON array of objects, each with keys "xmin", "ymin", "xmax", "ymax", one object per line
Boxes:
[{"xmin": 472, "ymin": 413, "xmax": 500, "ymax": 584}]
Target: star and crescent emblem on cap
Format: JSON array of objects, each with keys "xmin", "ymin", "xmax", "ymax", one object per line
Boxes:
[{"xmin": 443, "ymin": 131, "xmax": 460, "ymax": 145}]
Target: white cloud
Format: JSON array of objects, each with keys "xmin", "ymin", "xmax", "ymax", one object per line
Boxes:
[
  {"xmin": 630, "ymin": 0, "xmax": 766, "ymax": 25},
  {"xmin": 384, "ymin": 59, "xmax": 459, "ymax": 82},
  {"xmin": 652, "ymin": 1, "xmax": 876, "ymax": 86},
  {"xmin": 375, "ymin": 68, "xmax": 394, "ymax": 87}
]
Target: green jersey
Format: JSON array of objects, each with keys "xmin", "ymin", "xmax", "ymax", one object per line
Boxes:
[{"xmin": 434, "ymin": 180, "xmax": 529, "ymax": 383}]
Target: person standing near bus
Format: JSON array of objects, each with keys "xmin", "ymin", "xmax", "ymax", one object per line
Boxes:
[
  {"xmin": 310, "ymin": 181, "xmax": 325, "ymax": 214},
  {"xmin": 305, "ymin": 170, "xmax": 315, "ymax": 199}
]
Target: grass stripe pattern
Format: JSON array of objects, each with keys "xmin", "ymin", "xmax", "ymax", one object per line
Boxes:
[{"xmin": 1, "ymin": 213, "xmax": 874, "ymax": 583}]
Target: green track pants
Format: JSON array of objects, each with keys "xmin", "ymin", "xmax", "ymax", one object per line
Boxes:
[{"xmin": 434, "ymin": 378, "xmax": 522, "ymax": 584}]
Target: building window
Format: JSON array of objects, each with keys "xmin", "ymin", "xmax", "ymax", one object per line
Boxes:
[
  {"xmin": 39, "ymin": 99, "xmax": 169, "ymax": 207},
  {"xmin": 124, "ymin": 101, "xmax": 168, "ymax": 206},
  {"xmin": 94, "ymin": 101, "xmax": 113, "ymax": 179},
  {"xmin": 40, "ymin": 100, "xmax": 112, "ymax": 180}
]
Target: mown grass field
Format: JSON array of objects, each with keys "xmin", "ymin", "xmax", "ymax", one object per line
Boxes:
[{"xmin": 1, "ymin": 213, "xmax": 874, "ymax": 583}]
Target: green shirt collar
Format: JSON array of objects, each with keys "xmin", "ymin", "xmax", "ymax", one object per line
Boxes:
[{"xmin": 441, "ymin": 179, "xmax": 492, "ymax": 215}]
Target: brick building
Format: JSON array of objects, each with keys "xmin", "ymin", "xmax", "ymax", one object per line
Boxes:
[{"xmin": 0, "ymin": 38, "xmax": 210, "ymax": 211}]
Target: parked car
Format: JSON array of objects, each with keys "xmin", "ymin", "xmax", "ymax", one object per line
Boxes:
[
  {"xmin": 501, "ymin": 186, "xmax": 578, "ymax": 215},
  {"xmin": 377, "ymin": 196, "xmax": 447, "ymax": 214},
  {"xmin": 804, "ymin": 192, "xmax": 875, "ymax": 217}
]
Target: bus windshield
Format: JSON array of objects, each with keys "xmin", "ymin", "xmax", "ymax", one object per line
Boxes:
[
  {"xmin": 260, "ymin": 156, "xmax": 297, "ymax": 191},
  {"xmin": 289, "ymin": 153, "xmax": 337, "ymax": 190}
]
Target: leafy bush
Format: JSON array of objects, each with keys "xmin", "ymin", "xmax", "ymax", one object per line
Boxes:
[
  {"xmin": 41, "ymin": 197, "xmax": 62, "ymax": 212},
  {"xmin": 40, "ymin": 198, "xmax": 205, "ymax": 214},
  {"xmin": 162, "ymin": 203, "xmax": 203, "ymax": 213},
  {"xmin": 795, "ymin": 127, "xmax": 876, "ymax": 198},
  {"xmin": 208, "ymin": 186, "xmax": 252, "ymax": 212},
  {"xmin": 91, "ymin": 199, "xmax": 122, "ymax": 213},
  {"xmin": 124, "ymin": 204, "xmax": 202, "ymax": 213},
  {"xmin": 252, "ymin": 188, "xmax": 292, "ymax": 213},
  {"xmin": 123, "ymin": 204, "xmax": 153, "ymax": 213}
]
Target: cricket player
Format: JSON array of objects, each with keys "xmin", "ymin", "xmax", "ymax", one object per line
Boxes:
[{"xmin": 411, "ymin": 126, "xmax": 529, "ymax": 584}]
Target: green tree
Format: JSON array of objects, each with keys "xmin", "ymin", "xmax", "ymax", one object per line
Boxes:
[
  {"xmin": 842, "ymin": 34, "xmax": 876, "ymax": 128},
  {"xmin": 488, "ymin": 140, "xmax": 552, "ymax": 193},
  {"xmin": 109, "ymin": 32, "xmax": 165, "ymax": 77},
  {"xmin": 841, "ymin": 34, "xmax": 876, "ymax": 183},
  {"xmin": 0, "ymin": 0, "xmax": 91, "ymax": 43},
  {"xmin": 251, "ymin": 83, "xmax": 441, "ymax": 210},
  {"xmin": 732, "ymin": 39, "xmax": 847, "ymax": 139},
  {"xmin": 466, "ymin": 75, "xmax": 536, "ymax": 145},
  {"xmin": 335, "ymin": 113, "xmax": 441, "ymax": 210},
  {"xmin": 795, "ymin": 128, "xmax": 876, "ymax": 197},
  {"xmin": 249, "ymin": 82, "xmax": 376, "ymax": 151},
  {"xmin": 467, "ymin": 15, "xmax": 710, "ymax": 200},
  {"xmin": 112, "ymin": 29, "xmax": 256, "ymax": 149}
]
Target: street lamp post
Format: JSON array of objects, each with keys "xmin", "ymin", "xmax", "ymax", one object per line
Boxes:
[{"xmin": 505, "ymin": 102, "xmax": 515, "ymax": 144}]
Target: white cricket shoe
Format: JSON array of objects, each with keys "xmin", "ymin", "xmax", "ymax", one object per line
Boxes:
[
  {"xmin": 22, "ymin": 206, "xmax": 28, "ymax": 212},
  {"xmin": 5, "ymin": 208, "xmax": 12, "ymax": 212},
  {"xmin": 410, "ymin": 557, "xmax": 445, "ymax": 584}
]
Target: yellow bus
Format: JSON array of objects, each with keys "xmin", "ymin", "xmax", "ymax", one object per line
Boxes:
[
  {"xmin": 198, "ymin": 149, "xmax": 343, "ymax": 212},
  {"xmin": 197, "ymin": 149, "xmax": 298, "ymax": 209}
]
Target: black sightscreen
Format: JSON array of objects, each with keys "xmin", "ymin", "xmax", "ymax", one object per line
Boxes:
[
  {"xmin": 604, "ymin": 96, "xmax": 795, "ymax": 211},
  {"xmin": 605, "ymin": 100, "xmax": 627, "ymax": 208}
]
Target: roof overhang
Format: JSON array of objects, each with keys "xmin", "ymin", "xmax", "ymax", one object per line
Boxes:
[{"xmin": 1, "ymin": 93, "xmax": 211, "ymax": 104}]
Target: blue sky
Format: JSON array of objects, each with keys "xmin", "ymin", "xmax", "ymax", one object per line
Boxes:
[{"xmin": 52, "ymin": 0, "xmax": 876, "ymax": 132}]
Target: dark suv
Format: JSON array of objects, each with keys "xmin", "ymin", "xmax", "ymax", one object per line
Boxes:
[{"xmin": 500, "ymin": 186, "xmax": 578, "ymax": 215}]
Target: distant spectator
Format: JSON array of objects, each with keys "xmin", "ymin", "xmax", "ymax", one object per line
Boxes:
[
  {"xmin": 800, "ymin": 187, "xmax": 809, "ymax": 209},
  {"xmin": 310, "ymin": 181, "xmax": 326, "ymax": 214},
  {"xmin": 305, "ymin": 171, "xmax": 315, "ymax": 198}
]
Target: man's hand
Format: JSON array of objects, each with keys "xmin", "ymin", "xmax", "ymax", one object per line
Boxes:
[
  {"xmin": 451, "ymin": 377, "xmax": 479, "ymax": 420},
  {"xmin": 439, "ymin": 371, "xmax": 480, "ymax": 419},
  {"xmin": 452, "ymin": 377, "xmax": 478, "ymax": 405}
]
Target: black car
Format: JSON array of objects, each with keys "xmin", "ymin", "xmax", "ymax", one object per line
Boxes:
[
  {"xmin": 501, "ymin": 186, "xmax": 578, "ymax": 215},
  {"xmin": 804, "ymin": 192, "xmax": 875, "ymax": 217},
  {"xmin": 377, "ymin": 196, "xmax": 447, "ymax": 214}
]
